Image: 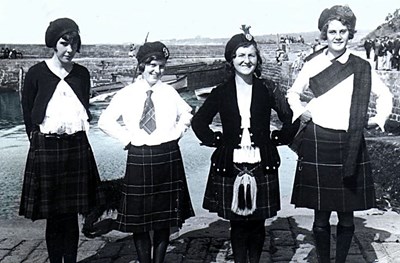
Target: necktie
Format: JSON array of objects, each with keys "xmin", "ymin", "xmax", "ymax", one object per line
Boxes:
[{"xmin": 139, "ymin": 90, "xmax": 156, "ymax": 134}]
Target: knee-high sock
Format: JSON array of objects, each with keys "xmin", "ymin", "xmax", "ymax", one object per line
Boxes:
[
  {"xmin": 335, "ymin": 224, "xmax": 354, "ymax": 263},
  {"xmin": 313, "ymin": 224, "xmax": 331, "ymax": 263}
]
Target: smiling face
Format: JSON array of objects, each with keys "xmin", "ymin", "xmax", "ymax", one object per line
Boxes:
[
  {"xmin": 54, "ymin": 37, "xmax": 78, "ymax": 64},
  {"xmin": 142, "ymin": 59, "xmax": 166, "ymax": 86},
  {"xmin": 326, "ymin": 19, "xmax": 350, "ymax": 57},
  {"xmin": 232, "ymin": 45, "xmax": 258, "ymax": 77}
]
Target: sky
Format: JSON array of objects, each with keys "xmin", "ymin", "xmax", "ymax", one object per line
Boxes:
[{"xmin": 0, "ymin": 0, "xmax": 399, "ymax": 44}]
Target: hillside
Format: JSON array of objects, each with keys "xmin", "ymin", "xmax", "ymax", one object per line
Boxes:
[{"xmin": 364, "ymin": 8, "xmax": 400, "ymax": 39}]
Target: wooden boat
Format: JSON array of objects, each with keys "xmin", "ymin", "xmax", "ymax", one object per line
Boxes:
[
  {"xmin": 89, "ymin": 74, "xmax": 188, "ymax": 105},
  {"xmin": 161, "ymin": 74, "xmax": 187, "ymax": 91},
  {"xmin": 186, "ymin": 61, "xmax": 226, "ymax": 91},
  {"xmin": 90, "ymin": 81, "xmax": 125, "ymax": 98},
  {"xmin": 90, "ymin": 60, "xmax": 224, "ymax": 102},
  {"xmin": 194, "ymin": 86, "xmax": 217, "ymax": 101},
  {"xmin": 165, "ymin": 60, "xmax": 226, "ymax": 91}
]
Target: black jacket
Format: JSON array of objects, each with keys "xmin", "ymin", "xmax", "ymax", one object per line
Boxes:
[
  {"xmin": 21, "ymin": 61, "xmax": 92, "ymax": 137},
  {"xmin": 192, "ymin": 77, "xmax": 299, "ymax": 177}
]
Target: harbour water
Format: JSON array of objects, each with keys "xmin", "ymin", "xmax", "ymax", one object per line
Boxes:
[{"xmin": 0, "ymin": 91, "xmax": 297, "ymax": 220}]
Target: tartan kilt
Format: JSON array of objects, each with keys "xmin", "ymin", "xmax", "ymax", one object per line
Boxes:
[
  {"xmin": 19, "ymin": 131, "xmax": 105, "ymax": 221},
  {"xmin": 291, "ymin": 122, "xmax": 376, "ymax": 212},
  {"xmin": 203, "ymin": 163, "xmax": 280, "ymax": 220},
  {"xmin": 114, "ymin": 140, "xmax": 194, "ymax": 233}
]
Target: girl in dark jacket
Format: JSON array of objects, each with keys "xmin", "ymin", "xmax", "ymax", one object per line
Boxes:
[
  {"xmin": 19, "ymin": 18, "xmax": 104, "ymax": 263},
  {"xmin": 192, "ymin": 26, "xmax": 297, "ymax": 263}
]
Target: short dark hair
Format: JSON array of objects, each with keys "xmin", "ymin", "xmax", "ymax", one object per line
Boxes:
[
  {"xmin": 320, "ymin": 18, "xmax": 356, "ymax": 40},
  {"xmin": 58, "ymin": 31, "xmax": 81, "ymax": 52},
  {"xmin": 136, "ymin": 55, "xmax": 167, "ymax": 74},
  {"xmin": 225, "ymin": 42, "xmax": 263, "ymax": 78}
]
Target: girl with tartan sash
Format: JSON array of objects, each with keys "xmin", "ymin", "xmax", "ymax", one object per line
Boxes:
[{"xmin": 287, "ymin": 5, "xmax": 393, "ymax": 263}]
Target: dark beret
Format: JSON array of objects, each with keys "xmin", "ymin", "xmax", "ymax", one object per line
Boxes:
[
  {"xmin": 318, "ymin": 5, "xmax": 356, "ymax": 31},
  {"xmin": 224, "ymin": 31, "xmax": 257, "ymax": 62},
  {"xmin": 45, "ymin": 18, "xmax": 80, "ymax": 48},
  {"xmin": 136, "ymin": 41, "xmax": 170, "ymax": 64}
]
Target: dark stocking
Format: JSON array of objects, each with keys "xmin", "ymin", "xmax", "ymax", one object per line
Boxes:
[
  {"xmin": 46, "ymin": 217, "xmax": 63, "ymax": 263},
  {"xmin": 133, "ymin": 232, "xmax": 152, "ymax": 263},
  {"xmin": 153, "ymin": 228, "xmax": 170, "ymax": 263},
  {"xmin": 247, "ymin": 221, "xmax": 265, "ymax": 263},
  {"xmin": 230, "ymin": 221, "xmax": 248, "ymax": 263},
  {"xmin": 63, "ymin": 214, "xmax": 79, "ymax": 263},
  {"xmin": 46, "ymin": 213, "xmax": 79, "ymax": 263},
  {"xmin": 230, "ymin": 220, "xmax": 266, "ymax": 263}
]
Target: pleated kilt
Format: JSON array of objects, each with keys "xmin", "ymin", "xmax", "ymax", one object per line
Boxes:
[
  {"xmin": 203, "ymin": 163, "xmax": 280, "ymax": 220},
  {"xmin": 291, "ymin": 122, "xmax": 376, "ymax": 212},
  {"xmin": 19, "ymin": 131, "xmax": 105, "ymax": 221},
  {"xmin": 114, "ymin": 140, "xmax": 194, "ymax": 233}
]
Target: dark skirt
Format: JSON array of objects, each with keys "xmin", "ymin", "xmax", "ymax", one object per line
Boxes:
[
  {"xmin": 114, "ymin": 140, "xmax": 194, "ymax": 233},
  {"xmin": 203, "ymin": 162, "xmax": 280, "ymax": 220},
  {"xmin": 19, "ymin": 131, "xmax": 105, "ymax": 221},
  {"xmin": 291, "ymin": 122, "xmax": 376, "ymax": 212}
]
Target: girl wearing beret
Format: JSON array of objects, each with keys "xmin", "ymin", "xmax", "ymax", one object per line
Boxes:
[
  {"xmin": 98, "ymin": 41, "xmax": 194, "ymax": 263},
  {"xmin": 287, "ymin": 5, "xmax": 393, "ymax": 263},
  {"xmin": 191, "ymin": 26, "xmax": 297, "ymax": 263},
  {"xmin": 19, "ymin": 18, "xmax": 105, "ymax": 263}
]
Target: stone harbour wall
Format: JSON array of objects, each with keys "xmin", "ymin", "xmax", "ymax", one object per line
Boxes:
[{"xmin": 1, "ymin": 43, "xmax": 400, "ymax": 122}]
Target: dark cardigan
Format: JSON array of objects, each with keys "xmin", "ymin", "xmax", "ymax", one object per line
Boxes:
[
  {"xmin": 21, "ymin": 61, "xmax": 92, "ymax": 137},
  {"xmin": 191, "ymin": 77, "xmax": 298, "ymax": 177}
]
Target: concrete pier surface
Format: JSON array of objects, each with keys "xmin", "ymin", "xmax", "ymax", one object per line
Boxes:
[
  {"xmin": 1, "ymin": 127, "xmax": 400, "ymax": 262},
  {"xmin": 1, "ymin": 128, "xmax": 400, "ymax": 262},
  {"xmin": 1, "ymin": 196, "xmax": 400, "ymax": 262}
]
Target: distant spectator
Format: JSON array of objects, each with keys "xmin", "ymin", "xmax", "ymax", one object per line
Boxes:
[
  {"xmin": 393, "ymin": 35, "xmax": 400, "ymax": 71},
  {"xmin": 9, "ymin": 48, "xmax": 17, "ymax": 59},
  {"xmin": 311, "ymin": 38, "xmax": 324, "ymax": 52},
  {"xmin": 276, "ymin": 48, "xmax": 287, "ymax": 65},
  {"xmin": 363, "ymin": 38, "xmax": 373, "ymax": 59},
  {"xmin": 4, "ymin": 47, "xmax": 10, "ymax": 59},
  {"xmin": 373, "ymin": 37, "xmax": 381, "ymax": 67},
  {"xmin": 384, "ymin": 36, "xmax": 394, "ymax": 70},
  {"xmin": 377, "ymin": 37, "xmax": 387, "ymax": 70},
  {"xmin": 128, "ymin": 44, "xmax": 136, "ymax": 58}
]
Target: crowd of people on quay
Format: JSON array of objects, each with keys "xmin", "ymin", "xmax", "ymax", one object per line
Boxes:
[
  {"xmin": 364, "ymin": 35, "xmax": 400, "ymax": 71},
  {"xmin": 1, "ymin": 46, "xmax": 23, "ymax": 59},
  {"xmin": 15, "ymin": 3, "xmax": 397, "ymax": 263}
]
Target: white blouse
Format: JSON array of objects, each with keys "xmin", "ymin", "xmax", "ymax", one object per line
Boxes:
[
  {"xmin": 98, "ymin": 78, "xmax": 192, "ymax": 146},
  {"xmin": 40, "ymin": 61, "xmax": 89, "ymax": 134},
  {"xmin": 287, "ymin": 49, "xmax": 393, "ymax": 131},
  {"xmin": 233, "ymin": 78, "xmax": 261, "ymax": 164}
]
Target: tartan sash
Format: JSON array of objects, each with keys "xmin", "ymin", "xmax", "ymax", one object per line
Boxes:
[{"xmin": 309, "ymin": 54, "xmax": 372, "ymax": 179}]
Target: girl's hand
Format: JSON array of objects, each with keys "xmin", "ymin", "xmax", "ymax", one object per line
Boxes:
[{"xmin": 300, "ymin": 110, "xmax": 312, "ymax": 123}]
